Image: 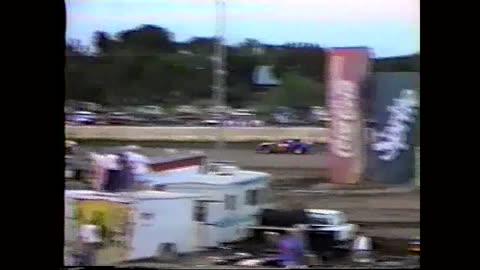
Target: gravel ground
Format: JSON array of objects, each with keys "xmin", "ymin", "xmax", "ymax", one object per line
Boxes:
[
  {"xmin": 273, "ymin": 190, "xmax": 419, "ymax": 240},
  {"xmin": 74, "ymin": 143, "xmax": 420, "ymax": 268},
  {"xmin": 81, "ymin": 143, "xmax": 420, "ymax": 230},
  {"xmin": 83, "ymin": 143, "xmax": 329, "ymax": 171}
]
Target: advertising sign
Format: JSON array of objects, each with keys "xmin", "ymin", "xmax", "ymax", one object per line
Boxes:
[
  {"xmin": 367, "ymin": 72, "xmax": 419, "ymax": 185},
  {"xmin": 326, "ymin": 47, "xmax": 372, "ymax": 184},
  {"xmin": 415, "ymin": 147, "xmax": 420, "ymax": 188},
  {"xmin": 70, "ymin": 198, "xmax": 134, "ymax": 265}
]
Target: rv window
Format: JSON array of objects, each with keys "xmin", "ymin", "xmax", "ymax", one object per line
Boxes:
[
  {"xmin": 193, "ymin": 201, "xmax": 206, "ymax": 222},
  {"xmin": 140, "ymin": 212, "xmax": 155, "ymax": 220},
  {"xmin": 245, "ymin": 190, "xmax": 251, "ymax": 205},
  {"xmin": 225, "ymin": 195, "xmax": 237, "ymax": 210},
  {"xmin": 308, "ymin": 214, "xmax": 332, "ymax": 225},
  {"xmin": 259, "ymin": 188, "xmax": 265, "ymax": 204},
  {"xmin": 245, "ymin": 190, "xmax": 258, "ymax": 205},
  {"xmin": 257, "ymin": 188, "xmax": 269, "ymax": 204},
  {"xmin": 155, "ymin": 185, "xmax": 166, "ymax": 191}
]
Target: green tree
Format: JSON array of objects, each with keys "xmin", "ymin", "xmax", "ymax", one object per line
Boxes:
[
  {"xmin": 263, "ymin": 72, "xmax": 325, "ymax": 109},
  {"xmin": 274, "ymin": 44, "xmax": 326, "ymax": 82},
  {"xmin": 227, "ymin": 83, "xmax": 251, "ymax": 107},
  {"xmin": 65, "ymin": 24, "xmax": 419, "ymax": 108},
  {"xmin": 93, "ymin": 31, "xmax": 118, "ymax": 55},
  {"xmin": 116, "ymin": 25, "xmax": 175, "ymax": 54}
]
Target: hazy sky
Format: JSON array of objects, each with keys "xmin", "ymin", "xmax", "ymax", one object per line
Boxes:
[{"xmin": 66, "ymin": 0, "xmax": 419, "ymax": 57}]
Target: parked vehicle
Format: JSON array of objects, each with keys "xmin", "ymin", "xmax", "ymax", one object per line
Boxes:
[
  {"xmin": 153, "ymin": 117, "xmax": 188, "ymax": 126},
  {"xmin": 309, "ymin": 106, "xmax": 331, "ymax": 124},
  {"xmin": 136, "ymin": 105, "xmax": 165, "ymax": 115},
  {"xmin": 69, "ymin": 111, "xmax": 97, "ymax": 125},
  {"xmin": 134, "ymin": 105, "xmax": 166, "ymax": 124},
  {"xmin": 137, "ymin": 161, "xmax": 272, "ymax": 247},
  {"xmin": 201, "ymin": 119, "xmax": 222, "ymax": 126},
  {"xmin": 175, "ymin": 105, "xmax": 202, "ymax": 116},
  {"xmin": 206, "ymin": 105, "xmax": 232, "ymax": 115},
  {"xmin": 304, "ymin": 209, "xmax": 358, "ymax": 249},
  {"xmin": 248, "ymin": 208, "xmax": 358, "ymax": 254},
  {"xmin": 227, "ymin": 111, "xmax": 265, "ymax": 127},
  {"xmin": 106, "ymin": 112, "xmax": 136, "ymax": 125},
  {"xmin": 256, "ymin": 139, "xmax": 315, "ymax": 154},
  {"xmin": 270, "ymin": 112, "xmax": 309, "ymax": 126},
  {"xmin": 201, "ymin": 112, "xmax": 227, "ymax": 127},
  {"xmin": 271, "ymin": 107, "xmax": 294, "ymax": 125},
  {"xmin": 64, "ymin": 190, "xmax": 207, "ymax": 265},
  {"xmin": 78, "ymin": 101, "xmax": 102, "ymax": 113},
  {"xmin": 408, "ymin": 236, "xmax": 420, "ymax": 256}
]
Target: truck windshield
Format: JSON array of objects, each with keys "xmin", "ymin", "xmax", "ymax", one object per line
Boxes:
[{"xmin": 308, "ymin": 214, "xmax": 331, "ymax": 225}]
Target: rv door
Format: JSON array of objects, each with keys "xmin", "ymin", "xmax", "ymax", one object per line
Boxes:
[{"xmin": 193, "ymin": 200, "xmax": 224, "ymax": 248}]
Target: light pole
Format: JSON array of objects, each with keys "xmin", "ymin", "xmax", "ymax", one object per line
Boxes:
[{"xmin": 213, "ymin": 0, "xmax": 227, "ymax": 150}]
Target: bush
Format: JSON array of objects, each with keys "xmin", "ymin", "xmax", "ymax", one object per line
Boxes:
[{"xmin": 262, "ymin": 72, "xmax": 325, "ymax": 109}]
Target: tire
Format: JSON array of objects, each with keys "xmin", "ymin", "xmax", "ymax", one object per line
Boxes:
[
  {"xmin": 156, "ymin": 243, "xmax": 178, "ymax": 262},
  {"xmin": 293, "ymin": 148, "xmax": 305, "ymax": 155},
  {"xmin": 258, "ymin": 146, "xmax": 272, "ymax": 154}
]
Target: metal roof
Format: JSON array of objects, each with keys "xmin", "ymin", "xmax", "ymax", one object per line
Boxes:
[
  {"xmin": 304, "ymin": 209, "xmax": 343, "ymax": 215},
  {"xmin": 148, "ymin": 154, "xmax": 206, "ymax": 164},
  {"xmin": 137, "ymin": 168, "xmax": 270, "ymax": 187},
  {"xmin": 65, "ymin": 190, "xmax": 205, "ymax": 201},
  {"xmin": 120, "ymin": 190, "xmax": 207, "ymax": 200}
]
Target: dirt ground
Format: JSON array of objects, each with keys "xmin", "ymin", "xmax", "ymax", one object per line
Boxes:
[
  {"xmin": 82, "ymin": 143, "xmax": 420, "ymax": 237},
  {"xmin": 271, "ymin": 178, "xmax": 420, "ymax": 240},
  {"xmin": 77, "ymin": 143, "xmax": 420, "ymax": 268},
  {"xmin": 114, "ymin": 189, "xmax": 420, "ymax": 268}
]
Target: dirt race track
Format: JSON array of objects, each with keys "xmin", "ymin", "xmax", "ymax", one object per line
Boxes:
[
  {"xmin": 84, "ymin": 143, "xmax": 330, "ymax": 178},
  {"xmin": 125, "ymin": 144, "xmax": 328, "ymax": 170},
  {"xmin": 83, "ymin": 143, "xmax": 420, "ymax": 244},
  {"xmin": 71, "ymin": 143, "xmax": 420, "ymax": 268}
]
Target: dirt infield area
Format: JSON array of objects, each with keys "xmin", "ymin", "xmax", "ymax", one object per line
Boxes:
[{"xmin": 273, "ymin": 188, "xmax": 420, "ymax": 240}]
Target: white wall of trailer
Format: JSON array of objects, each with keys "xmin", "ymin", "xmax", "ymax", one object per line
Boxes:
[
  {"xmin": 64, "ymin": 196, "xmax": 76, "ymax": 245},
  {"xmin": 129, "ymin": 197, "xmax": 201, "ymax": 259},
  {"xmin": 64, "ymin": 190, "xmax": 207, "ymax": 263},
  {"xmin": 163, "ymin": 177, "xmax": 270, "ymax": 244}
]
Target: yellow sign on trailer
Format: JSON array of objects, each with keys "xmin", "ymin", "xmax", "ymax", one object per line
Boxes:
[{"xmin": 65, "ymin": 191, "xmax": 133, "ymax": 266}]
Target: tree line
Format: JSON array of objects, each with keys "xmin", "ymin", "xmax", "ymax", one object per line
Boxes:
[{"xmin": 66, "ymin": 24, "xmax": 419, "ymax": 108}]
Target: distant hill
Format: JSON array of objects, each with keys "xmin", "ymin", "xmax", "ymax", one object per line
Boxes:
[{"xmin": 374, "ymin": 53, "xmax": 419, "ymax": 72}]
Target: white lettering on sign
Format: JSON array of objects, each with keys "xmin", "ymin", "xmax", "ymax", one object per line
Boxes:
[
  {"xmin": 331, "ymin": 56, "xmax": 344, "ymax": 80},
  {"xmin": 371, "ymin": 89, "xmax": 418, "ymax": 161},
  {"xmin": 330, "ymin": 80, "xmax": 359, "ymax": 158}
]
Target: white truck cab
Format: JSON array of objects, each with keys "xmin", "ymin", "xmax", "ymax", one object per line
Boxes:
[
  {"xmin": 248, "ymin": 208, "xmax": 358, "ymax": 253},
  {"xmin": 304, "ymin": 209, "xmax": 358, "ymax": 247}
]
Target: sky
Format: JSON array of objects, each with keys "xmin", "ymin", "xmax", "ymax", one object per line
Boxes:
[{"xmin": 66, "ymin": 0, "xmax": 419, "ymax": 58}]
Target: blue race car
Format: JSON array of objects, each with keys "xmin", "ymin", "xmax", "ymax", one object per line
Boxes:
[{"xmin": 256, "ymin": 139, "xmax": 315, "ymax": 155}]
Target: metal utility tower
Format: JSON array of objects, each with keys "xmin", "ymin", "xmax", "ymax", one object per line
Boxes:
[{"xmin": 212, "ymin": 0, "xmax": 227, "ymax": 149}]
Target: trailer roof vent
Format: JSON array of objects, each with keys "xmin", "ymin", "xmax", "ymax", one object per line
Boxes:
[
  {"xmin": 215, "ymin": 165, "xmax": 239, "ymax": 176},
  {"xmin": 204, "ymin": 162, "xmax": 238, "ymax": 176}
]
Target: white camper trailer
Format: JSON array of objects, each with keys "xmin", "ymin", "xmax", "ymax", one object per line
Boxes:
[
  {"xmin": 64, "ymin": 190, "xmax": 207, "ymax": 265},
  {"xmin": 137, "ymin": 161, "xmax": 272, "ymax": 247}
]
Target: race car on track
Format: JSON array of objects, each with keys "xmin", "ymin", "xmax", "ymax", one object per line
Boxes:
[{"xmin": 256, "ymin": 139, "xmax": 315, "ymax": 154}]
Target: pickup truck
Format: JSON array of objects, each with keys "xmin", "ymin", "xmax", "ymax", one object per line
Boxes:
[
  {"xmin": 304, "ymin": 209, "xmax": 358, "ymax": 249},
  {"xmin": 249, "ymin": 208, "xmax": 358, "ymax": 254}
]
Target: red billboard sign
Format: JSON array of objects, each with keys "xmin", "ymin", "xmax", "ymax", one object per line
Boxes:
[{"xmin": 326, "ymin": 47, "xmax": 372, "ymax": 184}]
